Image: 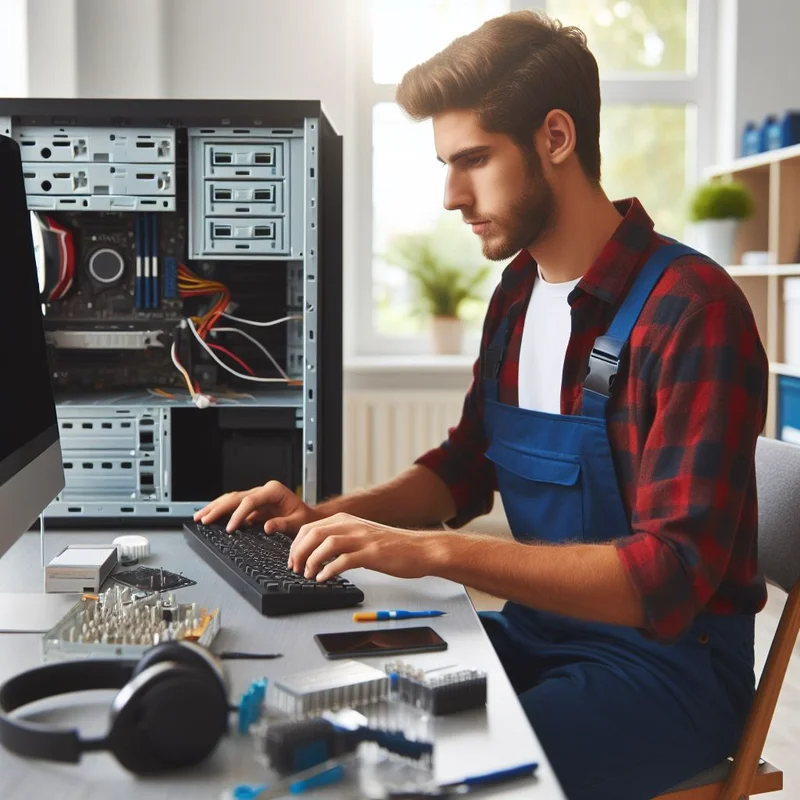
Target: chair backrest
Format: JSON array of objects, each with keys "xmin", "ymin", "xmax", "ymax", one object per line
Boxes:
[
  {"xmin": 756, "ymin": 436, "xmax": 800, "ymax": 592},
  {"xmin": 720, "ymin": 436, "xmax": 800, "ymax": 799}
]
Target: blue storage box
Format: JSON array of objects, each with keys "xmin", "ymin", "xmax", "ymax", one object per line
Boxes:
[{"xmin": 777, "ymin": 375, "xmax": 800, "ymax": 444}]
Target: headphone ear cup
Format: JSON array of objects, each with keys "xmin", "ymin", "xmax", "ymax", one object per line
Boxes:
[{"xmin": 108, "ymin": 663, "xmax": 229, "ymax": 775}]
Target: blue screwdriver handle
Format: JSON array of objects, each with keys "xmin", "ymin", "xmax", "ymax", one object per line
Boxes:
[
  {"xmin": 288, "ymin": 764, "xmax": 346, "ymax": 794},
  {"xmin": 456, "ymin": 761, "xmax": 538, "ymax": 787}
]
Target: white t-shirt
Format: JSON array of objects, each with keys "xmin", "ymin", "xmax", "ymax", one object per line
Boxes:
[{"xmin": 518, "ymin": 266, "xmax": 582, "ymax": 414}]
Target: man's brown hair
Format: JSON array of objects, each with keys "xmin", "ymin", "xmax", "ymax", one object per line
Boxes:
[{"xmin": 396, "ymin": 10, "xmax": 601, "ymax": 184}]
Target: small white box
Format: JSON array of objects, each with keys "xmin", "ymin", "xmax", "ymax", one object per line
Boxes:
[
  {"xmin": 784, "ymin": 278, "xmax": 800, "ymax": 366},
  {"xmin": 45, "ymin": 545, "xmax": 118, "ymax": 593}
]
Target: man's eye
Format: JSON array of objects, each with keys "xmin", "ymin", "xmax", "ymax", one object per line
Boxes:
[{"xmin": 466, "ymin": 155, "xmax": 487, "ymax": 167}]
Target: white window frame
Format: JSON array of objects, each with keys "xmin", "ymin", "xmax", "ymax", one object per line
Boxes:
[{"xmin": 346, "ymin": 0, "xmax": 719, "ymax": 359}]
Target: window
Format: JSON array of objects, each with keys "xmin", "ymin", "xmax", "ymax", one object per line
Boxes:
[{"xmin": 351, "ymin": 0, "xmax": 716, "ymax": 356}]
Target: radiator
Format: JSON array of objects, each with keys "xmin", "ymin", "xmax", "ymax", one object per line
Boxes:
[{"xmin": 343, "ymin": 390, "xmax": 465, "ymax": 490}]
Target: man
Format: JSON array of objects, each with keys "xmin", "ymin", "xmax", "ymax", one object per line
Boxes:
[{"xmin": 197, "ymin": 11, "xmax": 768, "ymax": 800}]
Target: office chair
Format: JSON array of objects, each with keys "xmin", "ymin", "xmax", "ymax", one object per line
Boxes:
[{"xmin": 655, "ymin": 436, "xmax": 800, "ymax": 799}]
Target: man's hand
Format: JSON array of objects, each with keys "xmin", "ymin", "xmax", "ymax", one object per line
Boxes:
[
  {"xmin": 288, "ymin": 512, "xmax": 443, "ymax": 582},
  {"xmin": 193, "ymin": 480, "xmax": 320, "ymax": 535}
]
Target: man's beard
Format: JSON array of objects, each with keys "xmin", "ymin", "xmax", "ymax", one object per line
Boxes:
[{"xmin": 476, "ymin": 152, "xmax": 556, "ymax": 261}]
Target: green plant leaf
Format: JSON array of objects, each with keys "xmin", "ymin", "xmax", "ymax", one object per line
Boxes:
[
  {"xmin": 382, "ymin": 217, "xmax": 493, "ymax": 319},
  {"xmin": 688, "ymin": 180, "xmax": 755, "ymax": 222}
]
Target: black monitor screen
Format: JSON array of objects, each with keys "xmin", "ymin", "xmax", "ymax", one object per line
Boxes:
[{"xmin": 0, "ymin": 136, "xmax": 58, "ymax": 488}]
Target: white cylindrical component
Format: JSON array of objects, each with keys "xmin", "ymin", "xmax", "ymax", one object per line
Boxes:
[
  {"xmin": 112, "ymin": 534, "xmax": 150, "ymax": 563},
  {"xmin": 784, "ymin": 278, "xmax": 800, "ymax": 366}
]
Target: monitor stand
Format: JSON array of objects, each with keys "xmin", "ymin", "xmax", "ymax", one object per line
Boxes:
[{"xmin": 0, "ymin": 514, "xmax": 80, "ymax": 632}]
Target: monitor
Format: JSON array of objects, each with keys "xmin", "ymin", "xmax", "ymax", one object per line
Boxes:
[{"xmin": 0, "ymin": 135, "xmax": 64, "ymax": 560}]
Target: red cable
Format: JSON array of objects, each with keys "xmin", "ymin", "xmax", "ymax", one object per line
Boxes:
[{"xmin": 208, "ymin": 343, "xmax": 255, "ymax": 376}]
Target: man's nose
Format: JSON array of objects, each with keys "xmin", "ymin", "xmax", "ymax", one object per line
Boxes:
[{"xmin": 443, "ymin": 171, "xmax": 471, "ymax": 212}]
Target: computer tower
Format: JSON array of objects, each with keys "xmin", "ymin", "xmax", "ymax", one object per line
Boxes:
[{"xmin": 0, "ymin": 99, "xmax": 342, "ymax": 522}]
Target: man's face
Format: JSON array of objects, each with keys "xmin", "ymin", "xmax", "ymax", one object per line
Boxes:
[{"xmin": 433, "ymin": 109, "xmax": 555, "ymax": 261}]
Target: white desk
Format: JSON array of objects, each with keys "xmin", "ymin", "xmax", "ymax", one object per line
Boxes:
[{"xmin": 0, "ymin": 531, "xmax": 566, "ymax": 799}]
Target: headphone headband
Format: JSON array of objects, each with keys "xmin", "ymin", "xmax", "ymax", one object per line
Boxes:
[
  {"xmin": 0, "ymin": 642, "xmax": 230, "ymax": 773},
  {"xmin": 0, "ymin": 660, "xmax": 136, "ymax": 763}
]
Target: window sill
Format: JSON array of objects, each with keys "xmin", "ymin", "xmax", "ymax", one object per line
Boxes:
[{"xmin": 345, "ymin": 354, "xmax": 475, "ymax": 372}]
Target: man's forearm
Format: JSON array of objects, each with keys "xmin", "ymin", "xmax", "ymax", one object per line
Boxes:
[
  {"xmin": 314, "ymin": 465, "xmax": 456, "ymax": 529},
  {"xmin": 429, "ymin": 533, "xmax": 645, "ymax": 628}
]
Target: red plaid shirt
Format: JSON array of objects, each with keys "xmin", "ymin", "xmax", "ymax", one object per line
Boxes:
[{"xmin": 416, "ymin": 198, "xmax": 769, "ymax": 641}]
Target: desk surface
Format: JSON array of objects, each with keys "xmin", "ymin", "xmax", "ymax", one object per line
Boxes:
[{"xmin": 0, "ymin": 530, "xmax": 565, "ymax": 799}]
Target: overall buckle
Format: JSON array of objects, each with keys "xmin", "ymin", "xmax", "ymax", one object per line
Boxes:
[{"xmin": 584, "ymin": 335, "xmax": 624, "ymax": 397}]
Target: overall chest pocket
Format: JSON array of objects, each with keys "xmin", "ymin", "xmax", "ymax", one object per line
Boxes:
[{"xmin": 485, "ymin": 441, "xmax": 584, "ymax": 543}]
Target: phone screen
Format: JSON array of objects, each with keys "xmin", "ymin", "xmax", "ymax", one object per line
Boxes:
[{"xmin": 314, "ymin": 626, "xmax": 448, "ymax": 659}]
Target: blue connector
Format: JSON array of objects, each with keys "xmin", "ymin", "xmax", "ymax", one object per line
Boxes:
[
  {"xmin": 163, "ymin": 256, "xmax": 178, "ymax": 299},
  {"xmin": 238, "ymin": 678, "xmax": 267, "ymax": 734}
]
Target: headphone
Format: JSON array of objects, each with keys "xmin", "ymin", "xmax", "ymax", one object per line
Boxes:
[{"xmin": 0, "ymin": 641, "xmax": 230, "ymax": 775}]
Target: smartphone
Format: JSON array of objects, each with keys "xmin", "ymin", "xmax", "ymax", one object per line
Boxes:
[{"xmin": 314, "ymin": 626, "xmax": 448, "ymax": 660}]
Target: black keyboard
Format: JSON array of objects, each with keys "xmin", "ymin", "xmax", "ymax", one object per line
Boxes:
[{"xmin": 183, "ymin": 521, "xmax": 365, "ymax": 616}]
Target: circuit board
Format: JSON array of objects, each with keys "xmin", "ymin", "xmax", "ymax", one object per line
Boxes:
[{"xmin": 39, "ymin": 209, "xmax": 297, "ymax": 393}]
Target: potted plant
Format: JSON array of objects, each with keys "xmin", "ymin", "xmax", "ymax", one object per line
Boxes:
[
  {"xmin": 384, "ymin": 225, "xmax": 491, "ymax": 354},
  {"xmin": 688, "ymin": 180, "xmax": 755, "ymax": 266}
]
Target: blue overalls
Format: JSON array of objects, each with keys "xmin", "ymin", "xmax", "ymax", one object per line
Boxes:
[{"xmin": 478, "ymin": 244, "xmax": 756, "ymax": 800}]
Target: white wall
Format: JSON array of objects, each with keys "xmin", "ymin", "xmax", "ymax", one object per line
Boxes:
[
  {"xmin": 716, "ymin": 0, "xmax": 800, "ymax": 163},
  {"xmin": 164, "ymin": 0, "xmax": 347, "ymax": 134},
  {"xmin": 75, "ymin": 0, "xmax": 166, "ymax": 97},
  {"xmin": 0, "ymin": 0, "xmax": 27, "ymax": 97},
  {"xmin": 19, "ymin": 0, "xmax": 348, "ymax": 135},
  {"xmin": 26, "ymin": 0, "xmax": 77, "ymax": 96}
]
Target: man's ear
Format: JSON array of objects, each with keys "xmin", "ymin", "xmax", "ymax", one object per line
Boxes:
[{"xmin": 538, "ymin": 109, "xmax": 576, "ymax": 167}]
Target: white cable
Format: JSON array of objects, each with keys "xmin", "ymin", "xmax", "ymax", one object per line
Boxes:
[
  {"xmin": 170, "ymin": 341, "xmax": 196, "ymax": 396},
  {"xmin": 185, "ymin": 318, "xmax": 290, "ymax": 383},
  {"xmin": 220, "ymin": 312, "xmax": 300, "ymax": 327},
  {"xmin": 211, "ymin": 327, "xmax": 291, "ymax": 381}
]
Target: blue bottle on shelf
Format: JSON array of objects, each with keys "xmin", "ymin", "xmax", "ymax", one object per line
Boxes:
[
  {"xmin": 742, "ymin": 121, "xmax": 760, "ymax": 156},
  {"xmin": 777, "ymin": 111, "xmax": 800, "ymax": 149},
  {"xmin": 759, "ymin": 115, "xmax": 779, "ymax": 153}
]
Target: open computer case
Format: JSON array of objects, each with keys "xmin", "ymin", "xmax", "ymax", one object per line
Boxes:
[{"xmin": 0, "ymin": 99, "xmax": 342, "ymax": 523}]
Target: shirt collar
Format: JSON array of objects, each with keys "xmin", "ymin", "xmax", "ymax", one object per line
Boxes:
[{"xmin": 499, "ymin": 197, "xmax": 655, "ymax": 306}]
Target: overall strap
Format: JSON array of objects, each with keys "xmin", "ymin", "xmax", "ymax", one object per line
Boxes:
[
  {"xmin": 482, "ymin": 301, "xmax": 523, "ymax": 402},
  {"xmin": 582, "ymin": 242, "xmax": 699, "ymax": 418}
]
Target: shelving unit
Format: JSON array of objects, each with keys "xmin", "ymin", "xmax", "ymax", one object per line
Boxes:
[{"xmin": 705, "ymin": 148, "xmax": 800, "ymax": 439}]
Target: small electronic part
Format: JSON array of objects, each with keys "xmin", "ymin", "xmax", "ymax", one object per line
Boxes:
[
  {"xmin": 384, "ymin": 662, "xmax": 488, "ymax": 716},
  {"xmin": 163, "ymin": 255, "xmax": 178, "ymax": 298},
  {"xmin": 238, "ymin": 678, "xmax": 268, "ymax": 734},
  {"xmin": 86, "ymin": 246, "xmax": 126, "ymax": 287},
  {"xmin": 261, "ymin": 715, "xmax": 433, "ymax": 777},
  {"xmin": 44, "ymin": 544, "xmax": 118, "ymax": 593},
  {"xmin": 45, "ymin": 329, "xmax": 165, "ymax": 350},
  {"xmin": 112, "ymin": 534, "xmax": 150, "ymax": 566},
  {"xmin": 113, "ymin": 565, "xmax": 197, "ymax": 593},
  {"xmin": 268, "ymin": 660, "xmax": 389, "ymax": 718},
  {"xmin": 41, "ymin": 586, "xmax": 221, "ymax": 660}
]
